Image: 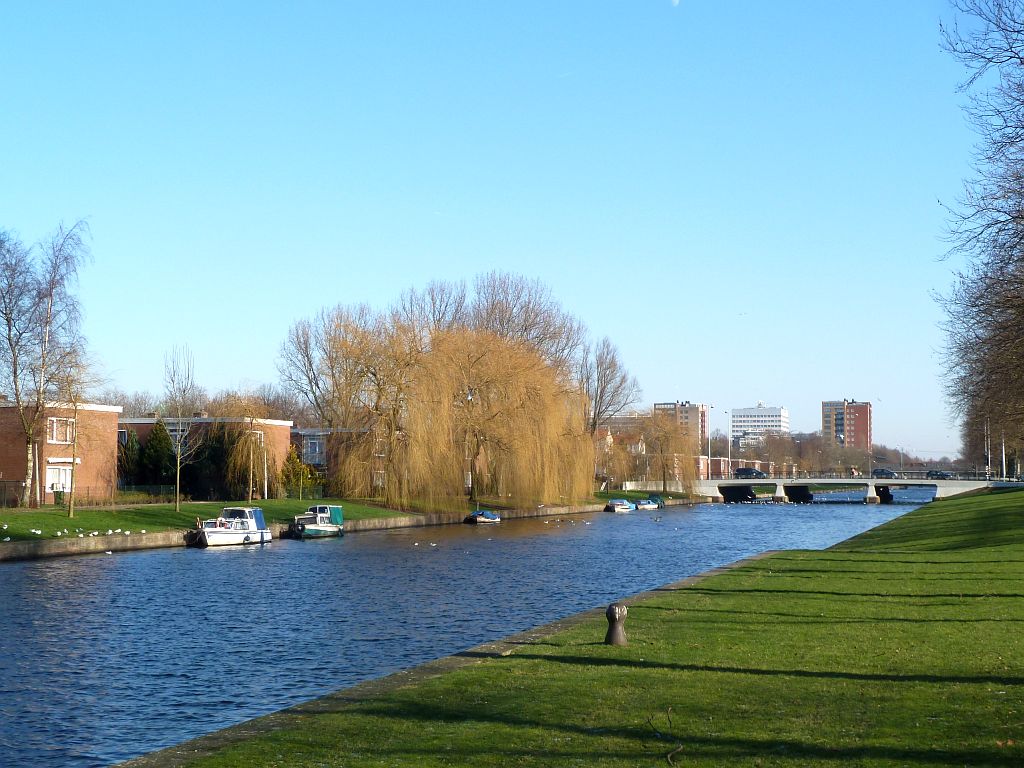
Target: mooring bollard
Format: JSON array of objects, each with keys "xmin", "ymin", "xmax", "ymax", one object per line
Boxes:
[{"xmin": 605, "ymin": 602, "xmax": 628, "ymax": 646}]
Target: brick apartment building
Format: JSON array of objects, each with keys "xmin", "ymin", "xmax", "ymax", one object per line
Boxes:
[
  {"xmin": 0, "ymin": 400, "xmax": 122, "ymax": 504},
  {"xmin": 822, "ymin": 399, "xmax": 873, "ymax": 452}
]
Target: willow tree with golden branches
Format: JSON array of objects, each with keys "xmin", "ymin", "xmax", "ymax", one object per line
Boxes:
[
  {"xmin": 281, "ymin": 274, "xmax": 599, "ymax": 511},
  {"xmin": 402, "ymin": 329, "xmax": 592, "ymax": 512}
]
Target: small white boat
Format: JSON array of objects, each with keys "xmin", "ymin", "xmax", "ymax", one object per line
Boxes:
[
  {"xmin": 604, "ymin": 499, "xmax": 635, "ymax": 513},
  {"xmin": 289, "ymin": 505, "xmax": 344, "ymax": 539},
  {"xmin": 635, "ymin": 500, "xmax": 659, "ymax": 511},
  {"xmin": 186, "ymin": 507, "xmax": 273, "ymax": 547},
  {"xmin": 464, "ymin": 509, "xmax": 501, "ymax": 524}
]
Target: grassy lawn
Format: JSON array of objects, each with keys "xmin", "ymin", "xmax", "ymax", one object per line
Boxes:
[
  {"xmin": 174, "ymin": 489, "xmax": 1024, "ymax": 767},
  {"xmin": 0, "ymin": 498, "xmax": 404, "ymax": 541}
]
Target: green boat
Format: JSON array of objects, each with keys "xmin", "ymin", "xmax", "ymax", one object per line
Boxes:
[{"xmin": 289, "ymin": 504, "xmax": 344, "ymax": 539}]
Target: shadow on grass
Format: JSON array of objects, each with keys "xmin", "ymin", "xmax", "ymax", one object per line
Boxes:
[
  {"xmin": 454, "ymin": 650, "xmax": 1024, "ymax": 686},
  {"xmin": 291, "ymin": 696, "xmax": 1023, "ymax": 766},
  {"xmin": 686, "ymin": 586, "xmax": 1024, "ymax": 599},
  {"xmin": 635, "ymin": 604, "xmax": 1024, "ymax": 625}
]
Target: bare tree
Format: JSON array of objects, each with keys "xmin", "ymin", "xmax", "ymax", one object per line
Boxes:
[
  {"xmin": 641, "ymin": 411, "xmax": 697, "ymax": 493},
  {"xmin": 941, "ymin": 1, "xmax": 1024, "ymax": 449},
  {"xmin": 579, "ymin": 336, "xmax": 641, "ymax": 435},
  {"xmin": 469, "ymin": 271, "xmax": 586, "ymax": 375},
  {"xmin": 278, "ymin": 304, "xmax": 379, "ymax": 430},
  {"xmin": 97, "ymin": 387, "xmax": 160, "ymax": 417},
  {"xmin": 393, "ymin": 279, "xmax": 468, "ymax": 338},
  {"xmin": 0, "ymin": 222, "xmax": 89, "ymax": 506},
  {"xmin": 53, "ymin": 351, "xmax": 107, "ymax": 517},
  {"xmin": 164, "ymin": 347, "xmax": 204, "ymax": 514}
]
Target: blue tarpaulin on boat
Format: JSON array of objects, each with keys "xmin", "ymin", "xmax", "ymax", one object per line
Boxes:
[
  {"xmin": 329, "ymin": 506, "xmax": 344, "ymax": 525},
  {"xmin": 253, "ymin": 508, "xmax": 267, "ymax": 530}
]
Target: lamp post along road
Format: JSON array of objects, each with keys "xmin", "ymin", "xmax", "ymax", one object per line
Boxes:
[
  {"xmin": 707, "ymin": 404, "xmax": 714, "ymax": 480},
  {"xmin": 724, "ymin": 409, "xmax": 731, "ymax": 479}
]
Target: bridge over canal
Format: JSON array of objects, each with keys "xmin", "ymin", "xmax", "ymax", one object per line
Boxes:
[{"xmin": 627, "ymin": 477, "xmax": 1022, "ymax": 504}]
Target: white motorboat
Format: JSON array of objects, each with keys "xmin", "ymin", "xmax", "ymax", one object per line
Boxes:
[
  {"xmin": 604, "ymin": 499, "xmax": 636, "ymax": 513},
  {"xmin": 186, "ymin": 507, "xmax": 273, "ymax": 547},
  {"xmin": 463, "ymin": 509, "xmax": 501, "ymax": 524}
]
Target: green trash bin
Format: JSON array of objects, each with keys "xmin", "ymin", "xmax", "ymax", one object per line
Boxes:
[{"xmin": 53, "ymin": 490, "xmax": 65, "ymax": 505}]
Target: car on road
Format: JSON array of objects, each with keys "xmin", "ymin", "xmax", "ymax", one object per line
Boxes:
[
  {"xmin": 734, "ymin": 467, "xmax": 767, "ymax": 479},
  {"xmin": 871, "ymin": 468, "xmax": 900, "ymax": 479},
  {"xmin": 926, "ymin": 470, "xmax": 953, "ymax": 479}
]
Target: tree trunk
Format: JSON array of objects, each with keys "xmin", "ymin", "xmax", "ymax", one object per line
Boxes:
[
  {"xmin": 22, "ymin": 440, "xmax": 33, "ymax": 507},
  {"xmin": 68, "ymin": 419, "xmax": 78, "ymax": 518},
  {"xmin": 175, "ymin": 449, "xmax": 181, "ymax": 515}
]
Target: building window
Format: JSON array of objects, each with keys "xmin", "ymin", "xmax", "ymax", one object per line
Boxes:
[
  {"xmin": 45, "ymin": 465, "xmax": 72, "ymax": 492},
  {"xmin": 47, "ymin": 417, "xmax": 75, "ymax": 445}
]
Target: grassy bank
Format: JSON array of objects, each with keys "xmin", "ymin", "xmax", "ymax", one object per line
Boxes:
[
  {"xmin": 0, "ymin": 498, "xmax": 403, "ymax": 541},
  {"xmin": 160, "ymin": 489, "xmax": 1024, "ymax": 767}
]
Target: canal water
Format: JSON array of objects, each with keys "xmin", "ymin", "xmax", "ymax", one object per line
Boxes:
[{"xmin": 0, "ymin": 489, "xmax": 931, "ymax": 767}]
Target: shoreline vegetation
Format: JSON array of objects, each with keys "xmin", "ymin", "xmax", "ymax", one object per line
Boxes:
[{"xmin": 122, "ymin": 488, "xmax": 1024, "ymax": 767}]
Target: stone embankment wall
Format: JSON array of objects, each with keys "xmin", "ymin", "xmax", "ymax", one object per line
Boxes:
[{"xmin": 0, "ymin": 502, "xmax": 622, "ymax": 563}]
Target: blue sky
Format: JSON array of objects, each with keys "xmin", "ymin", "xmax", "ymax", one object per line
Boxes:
[{"xmin": 1, "ymin": 1, "xmax": 974, "ymax": 458}]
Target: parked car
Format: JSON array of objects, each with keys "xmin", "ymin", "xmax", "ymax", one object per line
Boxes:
[
  {"xmin": 871, "ymin": 468, "xmax": 900, "ymax": 479},
  {"xmin": 926, "ymin": 470, "xmax": 953, "ymax": 480},
  {"xmin": 734, "ymin": 467, "xmax": 767, "ymax": 479}
]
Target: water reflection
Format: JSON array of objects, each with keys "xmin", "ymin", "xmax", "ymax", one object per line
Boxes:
[{"xmin": 0, "ymin": 494, "xmax": 925, "ymax": 767}]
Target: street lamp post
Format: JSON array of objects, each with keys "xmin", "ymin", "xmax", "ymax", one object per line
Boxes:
[
  {"xmin": 725, "ymin": 410, "xmax": 731, "ymax": 479},
  {"xmin": 707, "ymin": 404, "xmax": 714, "ymax": 480}
]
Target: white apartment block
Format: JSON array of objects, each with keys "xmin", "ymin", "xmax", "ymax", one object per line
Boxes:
[{"xmin": 730, "ymin": 401, "xmax": 790, "ymax": 447}]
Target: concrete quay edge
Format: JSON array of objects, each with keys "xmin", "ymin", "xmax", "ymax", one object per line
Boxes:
[
  {"xmin": 0, "ymin": 499, "xmax": 693, "ymax": 563},
  {"xmin": 116, "ymin": 547, "xmax": 777, "ymax": 768}
]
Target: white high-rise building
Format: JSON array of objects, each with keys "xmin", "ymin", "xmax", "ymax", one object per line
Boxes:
[{"xmin": 730, "ymin": 401, "xmax": 790, "ymax": 447}]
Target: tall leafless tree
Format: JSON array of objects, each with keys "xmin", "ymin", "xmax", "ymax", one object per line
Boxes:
[
  {"xmin": 579, "ymin": 336, "xmax": 641, "ymax": 435},
  {"xmin": 941, "ymin": 1, "xmax": 1024, "ymax": 459},
  {"xmin": 0, "ymin": 222, "xmax": 89, "ymax": 506},
  {"xmin": 469, "ymin": 271, "xmax": 586, "ymax": 376},
  {"xmin": 164, "ymin": 347, "xmax": 204, "ymax": 514}
]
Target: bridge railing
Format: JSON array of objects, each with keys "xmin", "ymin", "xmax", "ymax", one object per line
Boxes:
[{"xmin": 708, "ymin": 472, "xmax": 1023, "ymax": 482}]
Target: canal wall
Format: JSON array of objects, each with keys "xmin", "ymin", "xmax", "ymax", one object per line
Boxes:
[{"xmin": 0, "ymin": 501, "xmax": 620, "ymax": 563}]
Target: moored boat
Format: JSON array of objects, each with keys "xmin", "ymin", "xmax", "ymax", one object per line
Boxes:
[
  {"xmin": 604, "ymin": 499, "xmax": 636, "ymax": 513},
  {"xmin": 463, "ymin": 509, "xmax": 501, "ymax": 524},
  {"xmin": 289, "ymin": 505, "xmax": 345, "ymax": 539},
  {"xmin": 635, "ymin": 499, "xmax": 659, "ymax": 510},
  {"xmin": 185, "ymin": 507, "xmax": 273, "ymax": 547}
]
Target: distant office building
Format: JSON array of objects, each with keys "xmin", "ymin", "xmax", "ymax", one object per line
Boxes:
[
  {"xmin": 730, "ymin": 402, "xmax": 790, "ymax": 447},
  {"xmin": 604, "ymin": 410, "xmax": 647, "ymax": 435},
  {"xmin": 652, "ymin": 401, "xmax": 708, "ymax": 443},
  {"xmin": 822, "ymin": 399, "xmax": 872, "ymax": 451}
]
